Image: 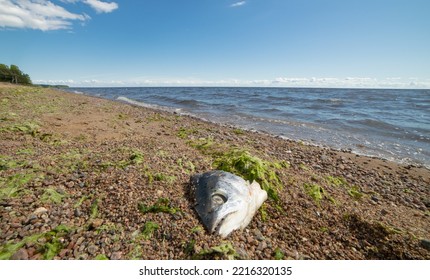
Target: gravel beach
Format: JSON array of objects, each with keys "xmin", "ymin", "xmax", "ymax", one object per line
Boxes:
[{"xmin": 1, "ymin": 83, "xmax": 429, "ymax": 260}]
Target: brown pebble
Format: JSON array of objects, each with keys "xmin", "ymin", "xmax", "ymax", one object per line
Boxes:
[
  {"xmin": 75, "ymin": 236, "xmax": 85, "ymax": 246},
  {"xmin": 87, "ymin": 244, "xmax": 99, "ymax": 255},
  {"xmin": 59, "ymin": 249, "xmax": 69, "ymax": 258},
  {"xmin": 111, "ymin": 252, "xmax": 122, "ymax": 260},
  {"xmin": 11, "ymin": 248, "xmax": 29, "ymax": 260},
  {"xmin": 90, "ymin": 218, "xmax": 104, "ymax": 229}
]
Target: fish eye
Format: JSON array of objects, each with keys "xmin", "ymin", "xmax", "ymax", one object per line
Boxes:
[{"xmin": 211, "ymin": 194, "xmax": 227, "ymax": 207}]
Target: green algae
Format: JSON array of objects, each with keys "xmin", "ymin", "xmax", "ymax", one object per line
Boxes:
[
  {"xmin": 213, "ymin": 149, "xmax": 287, "ymax": 201},
  {"xmin": 138, "ymin": 198, "xmax": 180, "ymax": 215}
]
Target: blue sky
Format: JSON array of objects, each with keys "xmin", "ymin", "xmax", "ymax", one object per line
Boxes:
[{"xmin": 1, "ymin": 0, "xmax": 429, "ymax": 88}]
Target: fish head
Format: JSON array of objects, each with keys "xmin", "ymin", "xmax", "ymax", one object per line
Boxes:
[{"xmin": 192, "ymin": 170, "xmax": 267, "ymax": 238}]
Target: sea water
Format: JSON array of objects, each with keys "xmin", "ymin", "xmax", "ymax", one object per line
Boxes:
[{"xmin": 68, "ymin": 87, "xmax": 430, "ymax": 168}]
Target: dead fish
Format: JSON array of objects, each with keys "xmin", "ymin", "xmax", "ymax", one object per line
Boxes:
[{"xmin": 191, "ymin": 170, "xmax": 267, "ymax": 238}]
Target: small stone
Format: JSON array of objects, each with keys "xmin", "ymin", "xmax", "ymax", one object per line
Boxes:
[
  {"xmin": 235, "ymin": 247, "xmax": 249, "ymax": 260},
  {"xmin": 257, "ymin": 241, "xmax": 268, "ymax": 251},
  {"xmin": 263, "ymin": 249, "xmax": 272, "ymax": 259},
  {"xmin": 11, "ymin": 248, "xmax": 29, "ymax": 260},
  {"xmin": 87, "ymin": 244, "xmax": 98, "ymax": 255},
  {"xmin": 33, "ymin": 207, "xmax": 48, "ymax": 216},
  {"xmin": 22, "ymin": 197, "xmax": 34, "ymax": 204},
  {"xmin": 56, "ymin": 188, "xmax": 67, "ymax": 194},
  {"xmin": 380, "ymin": 209, "xmax": 388, "ymax": 216},
  {"xmin": 90, "ymin": 218, "xmax": 104, "ymax": 228},
  {"xmin": 253, "ymin": 228, "xmax": 265, "ymax": 241},
  {"xmin": 77, "ymin": 253, "xmax": 89, "ymax": 260},
  {"xmin": 74, "ymin": 208, "xmax": 81, "ymax": 217},
  {"xmin": 31, "ymin": 253, "xmax": 42, "ymax": 260},
  {"xmin": 73, "ymin": 248, "xmax": 80, "ymax": 258},
  {"xmin": 59, "ymin": 249, "xmax": 69, "ymax": 258},
  {"xmin": 420, "ymin": 239, "xmax": 430, "ymax": 251},
  {"xmin": 10, "ymin": 222, "xmax": 21, "ymax": 228},
  {"xmin": 75, "ymin": 236, "xmax": 85, "ymax": 246},
  {"xmin": 110, "ymin": 252, "xmax": 122, "ymax": 260},
  {"xmin": 112, "ymin": 243, "xmax": 121, "ymax": 252},
  {"xmin": 320, "ymin": 155, "xmax": 330, "ymax": 162},
  {"xmin": 27, "ymin": 247, "xmax": 36, "ymax": 257}
]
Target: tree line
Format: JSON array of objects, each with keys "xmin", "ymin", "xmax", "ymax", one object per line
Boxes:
[{"xmin": 0, "ymin": 64, "xmax": 32, "ymax": 85}]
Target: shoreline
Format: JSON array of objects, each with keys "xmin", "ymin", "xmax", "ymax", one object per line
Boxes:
[
  {"xmin": 70, "ymin": 87, "xmax": 430, "ymax": 170},
  {"xmin": 1, "ymin": 83, "xmax": 429, "ymax": 260}
]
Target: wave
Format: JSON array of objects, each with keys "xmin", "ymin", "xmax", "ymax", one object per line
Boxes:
[
  {"xmin": 178, "ymin": 99, "xmax": 202, "ymax": 107},
  {"xmin": 116, "ymin": 96, "xmax": 181, "ymax": 113},
  {"xmin": 68, "ymin": 87, "xmax": 430, "ymax": 168}
]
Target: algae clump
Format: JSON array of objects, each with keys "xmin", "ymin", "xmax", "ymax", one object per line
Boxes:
[
  {"xmin": 193, "ymin": 242, "xmax": 239, "ymax": 260},
  {"xmin": 138, "ymin": 198, "xmax": 180, "ymax": 215},
  {"xmin": 213, "ymin": 149, "xmax": 286, "ymax": 201}
]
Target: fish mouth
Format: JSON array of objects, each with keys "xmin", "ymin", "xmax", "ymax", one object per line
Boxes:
[{"xmin": 212, "ymin": 212, "xmax": 234, "ymax": 234}]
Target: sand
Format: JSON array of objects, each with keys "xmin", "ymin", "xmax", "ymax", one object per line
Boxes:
[{"xmin": 0, "ymin": 83, "xmax": 429, "ymax": 260}]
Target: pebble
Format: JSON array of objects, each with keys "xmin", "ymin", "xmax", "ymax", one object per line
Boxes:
[
  {"xmin": 74, "ymin": 208, "xmax": 82, "ymax": 217},
  {"xmin": 257, "ymin": 241, "xmax": 267, "ymax": 251},
  {"xmin": 59, "ymin": 249, "xmax": 69, "ymax": 258},
  {"xmin": 253, "ymin": 228, "xmax": 265, "ymax": 241},
  {"xmin": 11, "ymin": 248, "xmax": 28, "ymax": 260},
  {"xmin": 320, "ymin": 155, "xmax": 330, "ymax": 162},
  {"xmin": 33, "ymin": 207, "xmax": 48, "ymax": 216},
  {"xmin": 22, "ymin": 197, "xmax": 34, "ymax": 205},
  {"xmin": 110, "ymin": 252, "xmax": 123, "ymax": 260},
  {"xmin": 87, "ymin": 244, "xmax": 99, "ymax": 255},
  {"xmin": 235, "ymin": 247, "xmax": 250, "ymax": 259},
  {"xmin": 90, "ymin": 218, "xmax": 104, "ymax": 228},
  {"xmin": 112, "ymin": 243, "xmax": 121, "ymax": 252},
  {"xmin": 420, "ymin": 239, "xmax": 430, "ymax": 251},
  {"xmin": 75, "ymin": 236, "xmax": 85, "ymax": 246}
]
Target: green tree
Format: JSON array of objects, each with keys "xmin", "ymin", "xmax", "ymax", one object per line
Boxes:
[
  {"xmin": 0, "ymin": 64, "xmax": 32, "ymax": 85},
  {"xmin": 9, "ymin": 65, "xmax": 22, "ymax": 84},
  {"xmin": 21, "ymin": 73, "xmax": 32, "ymax": 85},
  {"xmin": 0, "ymin": 64, "xmax": 11, "ymax": 82}
]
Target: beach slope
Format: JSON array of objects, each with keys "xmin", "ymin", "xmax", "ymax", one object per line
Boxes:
[{"xmin": 1, "ymin": 83, "xmax": 429, "ymax": 260}]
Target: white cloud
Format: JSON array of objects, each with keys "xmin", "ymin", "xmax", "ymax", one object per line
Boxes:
[
  {"xmin": 270, "ymin": 77, "xmax": 430, "ymax": 88},
  {"xmin": 231, "ymin": 1, "xmax": 246, "ymax": 8},
  {"xmin": 0, "ymin": 0, "xmax": 89, "ymax": 30},
  {"xmin": 35, "ymin": 77, "xmax": 430, "ymax": 89},
  {"xmin": 0, "ymin": 0, "xmax": 118, "ymax": 31},
  {"xmin": 61, "ymin": 0, "xmax": 119, "ymax": 13},
  {"xmin": 83, "ymin": 0, "xmax": 118, "ymax": 14}
]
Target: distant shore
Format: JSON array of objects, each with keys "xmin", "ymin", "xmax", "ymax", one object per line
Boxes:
[{"xmin": 1, "ymin": 83, "xmax": 429, "ymax": 260}]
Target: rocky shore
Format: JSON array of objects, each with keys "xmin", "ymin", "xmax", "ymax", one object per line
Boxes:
[{"xmin": 1, "ymin": 83, "xmax": 429, "ymax": 260}]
